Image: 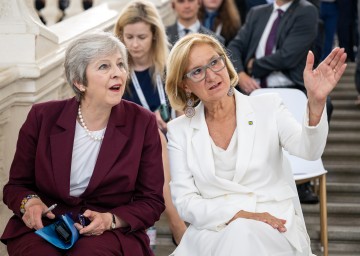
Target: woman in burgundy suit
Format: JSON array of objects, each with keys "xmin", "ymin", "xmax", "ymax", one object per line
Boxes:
[{"xmin": 1, "ymin": 32, "xmax": 165, "ymax": 256}]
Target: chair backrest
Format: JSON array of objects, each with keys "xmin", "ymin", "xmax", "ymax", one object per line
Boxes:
[
  {"xmin": 250, "ymin": 88, "xmax": 327, "ymax": 181},
  {"xmin": 250, "ymin": 88, "xmax": 307, "ymax": 122}
]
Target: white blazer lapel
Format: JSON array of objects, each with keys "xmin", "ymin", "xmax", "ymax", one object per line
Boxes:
[
  {"xmin": 233, "ymin": 91, "xmax": 256, "ymax": 183},
  {"xmin": 190, "ymin": 103, "xmax": 217, "ymax": 177}
]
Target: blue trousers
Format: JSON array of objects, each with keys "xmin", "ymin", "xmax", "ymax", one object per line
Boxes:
[
  {"xmin": 337, "ymin": 0, "xmax": 357, "ymax": 62},
  {"xmin": 320, "ymin": 2, "xmax": 338, "ymax": 60}
]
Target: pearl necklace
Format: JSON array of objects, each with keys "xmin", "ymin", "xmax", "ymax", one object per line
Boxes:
[{"xmin": 78, "ymin": 105, "xmax": 105, "ymax": 141}]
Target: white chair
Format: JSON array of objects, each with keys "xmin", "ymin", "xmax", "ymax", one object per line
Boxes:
[{"xmin": 250, "ymin": 88, "xmax": 328, "ymax": 256}]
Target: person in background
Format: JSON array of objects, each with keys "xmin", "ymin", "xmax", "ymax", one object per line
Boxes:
[
  {"xmin": 114, "ymin": 0, "xmax": 170, "ymax": 133},
  {"xmin": 227, "ymin": 0, "xmax": 318, "ymax": 96},
  {"xmin": 198, "ymin": 0, "xmax": 241, "ymax": 46},
  {"xmin": 1, "ymin": 31, "xmax": 165, "ymax": 256},
  {"xmin": 234, "ymin": 0, "xmax": 247, "ymax": 23},
  {"xmin": 307, "ymin": 0, "xmax": 323, "ymax": 67},
  {"xmin": 246, "ymin": 0, "xmax": 268, "ymax": 12},
  {"xmin": 319, "ymin": 0, "xmax": 338, "ymax": 60},
  {"xmin": 114, "ymin": 0, "xmax": 187, "ymax": 246},
  {"xmin": 227, "ymin": 0, "xmax": 327, "ymax": 204},
  {"xmin": 337, "ymin": 0, "xmax": 357, "ymax": 62},
  {"xmin": 165, "ymin": 33, "xmax": 346, "ymax": 255},
  {"xmin": 166, "ymin": 0, "xmax": 225, "ymax": 47}
]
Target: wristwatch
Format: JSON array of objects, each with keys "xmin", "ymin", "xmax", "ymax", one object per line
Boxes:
[{"xmin": 111, "ymin": 213, "xmax": 116, "ymax": 230}]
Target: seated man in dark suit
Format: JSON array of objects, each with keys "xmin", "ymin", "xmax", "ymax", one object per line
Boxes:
[
  {"xmin": 166, "ymin": 0, "xmax": 225, "ymax": 47},
  {"xmin": 227, "ymin": 0, "xmax": 322, "ymax": 204}
]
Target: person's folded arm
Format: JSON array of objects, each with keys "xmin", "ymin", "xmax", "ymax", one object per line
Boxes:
[{"xmin": 252, "ymin": 5, "xmax": 318, "ymax": 78}]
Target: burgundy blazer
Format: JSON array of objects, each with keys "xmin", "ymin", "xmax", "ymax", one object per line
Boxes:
[{"xmin": 1, "ymin": 98, "xmax": 165, "ymax": 255}]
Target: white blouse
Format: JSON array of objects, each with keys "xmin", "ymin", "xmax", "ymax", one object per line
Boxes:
[
  {"xmin": 70, "ymin": 121, "xmax": 106, "ymax": 196},
  {"xmin": 210, "ymin": 128, "xmax": 238, "ymax": 181}
]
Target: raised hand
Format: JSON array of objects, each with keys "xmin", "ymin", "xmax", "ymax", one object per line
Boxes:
[
  {"xmin": 304, "ymin": 47, "xmax": 347, "ymax": 102},
  {"xmin": 303, "ymin": 48, "xmax": 347, "ymax": 125}
]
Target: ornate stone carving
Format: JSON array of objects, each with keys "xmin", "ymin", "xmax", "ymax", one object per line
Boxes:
[{"xmin": 0, "ymin": 2, "xmax": 11, "ymax": 19}]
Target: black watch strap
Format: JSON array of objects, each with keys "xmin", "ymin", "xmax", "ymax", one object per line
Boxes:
[{"xmin": 111, "ymin": 213, "xmax": 116, "ymax": 230}]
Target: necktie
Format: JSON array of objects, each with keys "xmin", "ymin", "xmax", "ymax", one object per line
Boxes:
[
  {"xmin": 184, "ymin": 28, "xmax": 190, "ymax": 35},
  {"xmin": 265, "ymin": 9, "xmax": 284, "ymax": 55},
  {"xmin": 261, "ymin": 9, "xmax": 284, "ymax": 88},
  {"xmin": 204, "ymin": 11, "xmax": 217, "ymax": 30}
]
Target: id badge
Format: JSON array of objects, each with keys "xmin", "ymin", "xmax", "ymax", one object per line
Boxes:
[{"xmin": 159, "ymin": 104, "xmax": 170, "ymax": 122}]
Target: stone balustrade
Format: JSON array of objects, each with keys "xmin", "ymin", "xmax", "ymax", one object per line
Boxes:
[{"xmin": 0, "ymin": 1, "xmax": 174, "ymax": 254}]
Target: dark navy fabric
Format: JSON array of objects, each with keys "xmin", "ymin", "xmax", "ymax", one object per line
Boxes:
[{"xmin": 123, "ymin": 69, "xmax": 161, "ymax": 112}]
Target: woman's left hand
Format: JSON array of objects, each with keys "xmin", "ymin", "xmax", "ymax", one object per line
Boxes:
[
  {"xmin": 303, "ymin": 47, "xmax": 347, "ymax": 125},
  {"xmin": 74, "ymin": 210, "xmax": 112, "ymax": 236}
]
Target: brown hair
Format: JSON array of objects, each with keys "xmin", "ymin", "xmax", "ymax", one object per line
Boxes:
[{"xmin": 198, "ymin": 0, "xmax": 241, "ymax": 44}]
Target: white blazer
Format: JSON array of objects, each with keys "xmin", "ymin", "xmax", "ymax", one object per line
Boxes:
[{"xmin": 167, "ymin": 90, "xmax": 328, "ymax": 255}]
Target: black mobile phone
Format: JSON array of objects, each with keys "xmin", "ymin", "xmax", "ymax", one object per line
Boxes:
[
  {"xmin": 78, "ymin": 214, "xmax": 90, "ymax": 227},
  {"xmin": 54, "ymin": 221, "xmax": 72, "ymax": 243}
]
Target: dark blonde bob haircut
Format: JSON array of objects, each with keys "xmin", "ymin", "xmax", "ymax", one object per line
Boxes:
[{"xmin": 165, "ymin": 33, "xmax": 238, "ymax": 111}]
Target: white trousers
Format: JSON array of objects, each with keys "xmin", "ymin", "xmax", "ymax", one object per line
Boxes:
[{"xmin": 171, "ymin": 218, "xmax": 312, "ymax": 256}]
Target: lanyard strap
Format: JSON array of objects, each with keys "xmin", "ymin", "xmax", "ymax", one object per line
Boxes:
[
  {"xmin": 156, "ymin": 74, "xmax": 166, "ymax": 105},
  {"xmin": 130, "ymin": 71, "xmax": 167, "ymax": 110}
]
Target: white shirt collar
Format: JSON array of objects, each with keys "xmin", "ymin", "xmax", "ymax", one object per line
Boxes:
[
  {"xmin": 177, "ymin": 20, "xmax": 201, "ymax": 35},
  {"xmin": 273, "ymin": 1, "xmax": 292, "ymax": 13}
]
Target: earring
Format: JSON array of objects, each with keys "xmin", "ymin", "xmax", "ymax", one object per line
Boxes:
[
  {"xmin": 227, "ymin": 86, "xmax": 234, "ymax": 97},
  {"xmin": 184, "ymin": 91, "xmax": 195, "ymax": 118}
]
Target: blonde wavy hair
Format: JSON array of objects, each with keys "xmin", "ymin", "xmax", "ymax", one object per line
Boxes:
[
  {"xmin": 114, "ymin": 0, "xmax": 169, "ymax": 85},
  {"xmin": 166, "ymin": 33, "xmax": 238, "ymax": 111}
]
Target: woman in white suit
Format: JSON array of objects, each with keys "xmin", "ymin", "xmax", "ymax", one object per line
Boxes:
[{"xmin": 165, "ymin": 33, "xmax": 346, "ymax": 255}]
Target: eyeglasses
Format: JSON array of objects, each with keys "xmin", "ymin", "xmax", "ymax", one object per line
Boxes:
[{"xmin": 184, "ymin": 55, "xmax": 226, "ymax": 82}]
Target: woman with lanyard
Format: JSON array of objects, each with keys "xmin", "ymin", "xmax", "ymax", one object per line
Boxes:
[
  {"xmin": 115, "ymin": 0, "xmax": 170, "ymax": 133},
  {"xmin": 114, "ymin": 0, "xmax": 187, "ymax": 246}
]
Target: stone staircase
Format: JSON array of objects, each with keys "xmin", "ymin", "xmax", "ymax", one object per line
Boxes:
[
  {"xmin": 306, "ymin": 62, "xmax": 360, "ymax": 256},
  {"xmin": 154, "ymin": 63, "xmax": 360, "ymax": 256}
]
